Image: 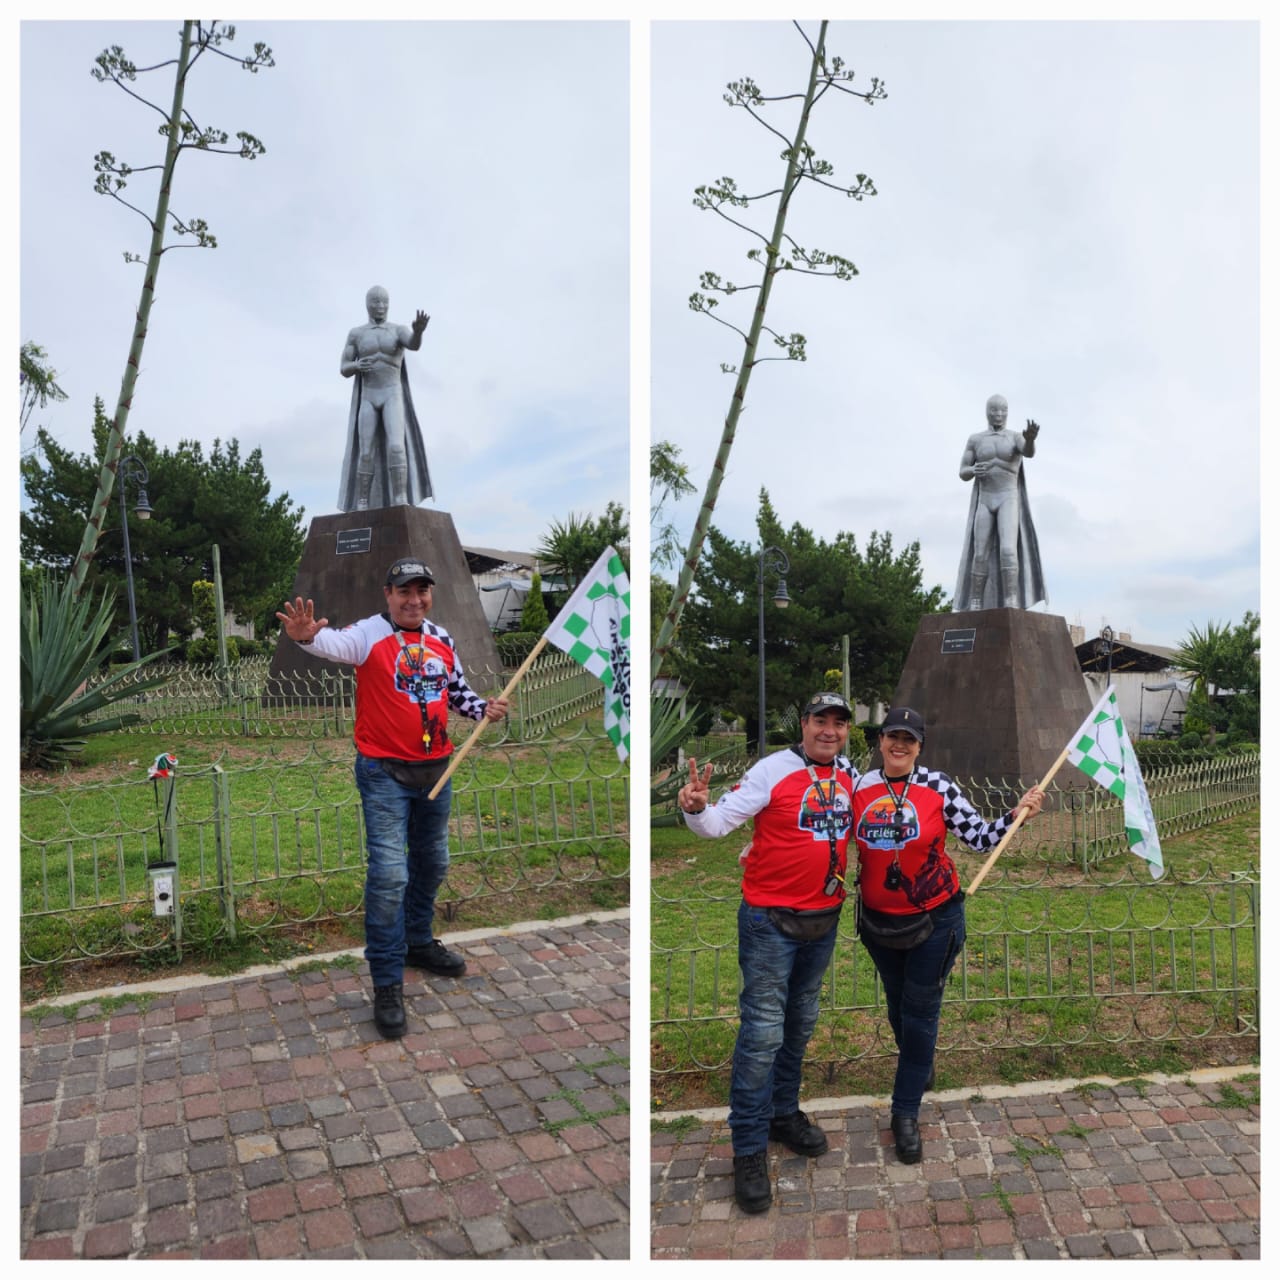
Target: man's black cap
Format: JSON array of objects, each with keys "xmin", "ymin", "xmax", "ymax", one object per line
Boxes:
[
  {"xmin": 880, "ymin": 706, "xmax": 926, "ymax": 742},
  {"xmin": 801, "ymin": 692, "xmax": 853, "ymax": 720},
  {"xmin": 386, "ymin": 558, "xmax": 435, "ymax": 587}
]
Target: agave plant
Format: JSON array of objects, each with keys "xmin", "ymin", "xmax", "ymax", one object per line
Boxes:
[{"xmin": 20, "ymin": 573, "xmax": 172, "ymax": 770}]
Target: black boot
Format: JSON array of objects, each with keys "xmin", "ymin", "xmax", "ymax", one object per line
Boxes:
[
  {"xmin": 891, "ymin": 1113, "xmax": 922, "ymax": 1164},
  {"xmin": 372, "ymin": 983, "xmax": 407, "ymax": 1039},
  {"xmin": 733, "ymin": 1150, "xmax": 772, "ymax": 1213},
  {"xmin": 768, "ymin": 1109, "xmax": 829, "ymax": 1157}
]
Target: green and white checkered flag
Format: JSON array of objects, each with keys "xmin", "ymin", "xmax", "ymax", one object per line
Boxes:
[
  {"xmin": 1066, "ymin": 685, "xmax": 1164, "ymax": 878},
  {"xmin": 544, "ymin": 546, "xmax": 630, "ymax": 761}
]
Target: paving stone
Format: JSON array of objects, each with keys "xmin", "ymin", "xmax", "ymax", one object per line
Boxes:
[{"xmin": 23, "ymin": 918, "xmax": 625, "ymax": 1260}]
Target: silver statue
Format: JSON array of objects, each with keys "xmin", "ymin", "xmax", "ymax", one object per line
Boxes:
[
  {"xmin": 954, "ymin": 394, "xmax": 1046, "ymax": 611},
  {"xmin": 337, "ymin": 285, "xmax": 434, "ymax": 512}
]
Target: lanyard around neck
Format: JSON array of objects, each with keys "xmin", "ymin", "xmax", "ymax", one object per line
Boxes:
[
  {"xmin": 393, "ymin": 623, "xmax": 434, "ymax": 750},
  {"xmin": 801, "ymin": 754, "xmax": 846, "ymax": 897}
]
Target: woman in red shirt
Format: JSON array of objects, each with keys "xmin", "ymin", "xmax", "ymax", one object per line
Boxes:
[{"xmin": 851, "ymin": 707, "xmax": 1044, "ymax": 1163}]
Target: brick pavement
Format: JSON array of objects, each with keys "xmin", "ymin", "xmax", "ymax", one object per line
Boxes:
[
  {"xmin": 651, "ymin": 1070, "xmax": 1259, "ymax": 1260},
  {"xmin": 20, "ymin": 914, "xmax": 630, "ymax": 1259}
]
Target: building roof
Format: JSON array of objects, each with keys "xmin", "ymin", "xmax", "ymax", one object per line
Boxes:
[
  {"xmin": 1075, "ymin": 634, "xmax": 1180, "ymax": 675},
  {"xmin": 462, "ymin": 546, "xmax": 542, "ymax": 574}
]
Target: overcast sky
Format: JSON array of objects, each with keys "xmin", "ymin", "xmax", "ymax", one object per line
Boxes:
[
  {"xmin": 15, "ymin": 14, "xmax": 1266, "ymax": 654},
  {"xmin": 20, "ymin": 19, "xmax": 629, "ymax": 558},
  {"xmin": 651, "ymin": 18, "xmax": 1260, "ymax": 648}
]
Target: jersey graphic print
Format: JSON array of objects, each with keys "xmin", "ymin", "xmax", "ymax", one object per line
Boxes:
[
  {"xmin": 857, "ymin": 794, "xmax": 920, "ymax": 849},
  {"xmin": 797, "ymin": 777, "xmax": 853, "ymax": 842},
  {"xmin": 393, "ymin": 642, "xmax": 449, "ymax": 706},
  {"xmin": 903, "ymin": 836, "xmax": 954, "ymax": 909}
]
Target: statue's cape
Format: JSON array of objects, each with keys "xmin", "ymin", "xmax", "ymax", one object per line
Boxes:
[
  {"xmin": 336, "ymin": 363, "xmax": 434, "ymax": 512},
  {"xmin": 953, "ymin": 465, "xmax": 1046, "ymax": 610}
]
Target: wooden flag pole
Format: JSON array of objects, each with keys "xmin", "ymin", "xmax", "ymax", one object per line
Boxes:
[
  {"xmin": 965, "ymin": 742, "xmax": 1074, "ymax": 896},
  {"xmin": 427, "ymin": 634, "xmax": 552, "ymax": 800}
]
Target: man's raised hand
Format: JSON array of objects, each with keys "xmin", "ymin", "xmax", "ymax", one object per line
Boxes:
[
  {"xmin": 276, "ymin": 597, "xmax": 329, "ymax": 644},
  {"xmin": 678, "ymin": 757, "xmax": 714, "ymax": 815}
]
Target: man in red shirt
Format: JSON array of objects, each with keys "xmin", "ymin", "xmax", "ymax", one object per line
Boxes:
[
  {"xmin": 277, "ymin": 559, "xmax": 508, "ymax": 1038},
  {"xmin": 679, "ymin": 692, "xmax": 860, "ymax": 1214}
]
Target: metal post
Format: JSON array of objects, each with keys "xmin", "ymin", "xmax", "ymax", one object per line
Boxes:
[
  {"xmin": 756, "ymin": 545, "xmax": 790, "ymax": 756},
  {"xmin": 162, "ymin": 769, "xmax": 182, "ymax": 959},
  {"xmin": 212, "ymin": 766, "xmax": 237, "ymax": 940},
  {"xmin": 118, "ymin": 455, "xmax": 151, "ymax": 662},
  {"xmin": 119, "ymin": 479, "xmax": 141, "ymax": 662}
]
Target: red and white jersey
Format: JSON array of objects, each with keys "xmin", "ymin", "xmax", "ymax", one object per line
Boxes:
[
  {"xmin": 852, "ymin": 766, "xmax": 1017, "ymax": 914},
  {"xmin": 299, "ymin": 612, "xmax": 488, "ymax": 761},
  {"xmin": 685, "ymin": 746, "xmax": 860, "ymax": 912}
]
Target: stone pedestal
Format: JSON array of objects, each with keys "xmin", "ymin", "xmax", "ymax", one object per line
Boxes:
[
  {"xmin": 887, "ymin": 609, "xmax": 1093, "ymax": 787},
  {"xmin": 269, "ymin": 506, "xmax": 502, "ymax": 690}
]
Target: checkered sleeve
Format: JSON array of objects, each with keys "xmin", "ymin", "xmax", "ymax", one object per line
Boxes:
[
  {"xmin": 919, "ymin": 768, "xmax": 1016, "ymax": 852},
  {"xmin": 429, "ymin": 621, "xmax": 488, "ymax": 721}
]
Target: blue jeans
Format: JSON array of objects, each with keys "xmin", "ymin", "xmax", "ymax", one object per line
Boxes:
[
  {"xmin": 729, "ymin": 899, "xmax": 839, "ymax": 1156},
  {"xmin": 354, "ymin": 753, "xmax": 452, "ymax": 986},
  {"xmin": 859, "ymin": 894, "xmax": 966, "ymax": 1118}
]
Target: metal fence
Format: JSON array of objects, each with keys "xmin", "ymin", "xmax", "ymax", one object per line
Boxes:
[
  {"xmin": 87, "ymin": 650, "xmax": 603, "ymax": 740},
  {"xmin": 21, "ymin": 717, "xmax": 628, "ymax": 971},
  {"xmin": 652, "ymin": 754, "xmax": 1259, "ymax": 1077}
]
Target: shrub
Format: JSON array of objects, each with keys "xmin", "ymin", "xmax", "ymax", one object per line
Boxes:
[
  {"xmin": 519, "ymin": 572, "xmax": 551, "ymax": 633},
  {"xmin": 21, "ymin": 574, "xmax": 172, "ymax": 770},
  {"xmin": 185, "ymin": 635, "xmax": 240, "ymax": 664}
]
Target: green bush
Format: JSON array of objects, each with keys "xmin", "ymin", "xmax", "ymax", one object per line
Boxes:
[
  {"xmin": 185, "ymin": 635, "xmax": 240, "ymax": 664},
  {"xmin": 519, "ymin": 572, "xmax": 551, "ymax": 633},
  {"xmin": 1179, "ymin": 730, "xmax": 1204, "ymax": 750}
]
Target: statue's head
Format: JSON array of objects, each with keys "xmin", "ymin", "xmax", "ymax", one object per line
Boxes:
[
  {"xmin": 366, "ymin": 286, "xmax": 389, "ymax": 322},
  {"xmin": 986, "ymin": 395, "xmax": 1008, "ymax": 430}
]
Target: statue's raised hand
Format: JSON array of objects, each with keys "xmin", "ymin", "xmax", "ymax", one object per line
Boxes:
[
  {"xmin": 412, "ymin": 310, "xmax": 430, "ymax": 336},
  {"xmin": 1024, "ymin": 419, "xmax": 1040, "ymax": 442}
]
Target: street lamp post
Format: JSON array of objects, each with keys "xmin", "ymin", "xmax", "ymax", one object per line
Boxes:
[
  {"xmin": 118, "ymin": 455, "xmax": 153, "ymax": 661},
  {"xmin": 757, "ymin": 545, "xmax": 791, "ymax": 756},
  {"xmin": 1095, "ymin": 625, "xmax": 1115, "ymax": 686}
]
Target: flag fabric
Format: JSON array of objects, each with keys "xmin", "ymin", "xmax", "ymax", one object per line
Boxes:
[
  {"xmin": 1065, "ymin": 685, "xmax": 1164, "ymax": 878},
  {"xmin": 544, "ymin": 546, "xmax": 630, "ymax": 761}
]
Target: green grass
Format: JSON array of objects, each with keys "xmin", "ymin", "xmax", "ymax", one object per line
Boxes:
[
  {"xmin": 652, "ymin": 809, "xmax": 1259, "ymax": 1106},
  {"xmin": 539, "ymin": 1049, "xmax": 630, "ymax": 1134},
  {"xmin": 21, "ymin": 711, "xmax": 629, "ymax": 983},
  {"xmin": 1211, "ymin": 1079, "xmax": 1259, "ymax": 1110},
  {"xmin": 25, "ymin": 991, "xmax": 159, "ymax": 1025},
  {"xmin": 1010, "ymin": 1134, "xmax": 1063, "ymax": 1163}
]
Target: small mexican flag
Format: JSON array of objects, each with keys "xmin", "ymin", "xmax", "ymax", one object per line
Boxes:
[
  {"xmin": 1066, "ymin": 685, "xmax": 1164, "ymax": 878},
  {"xmin": 544, "ymin": 546, "xmax": 630, "ymax": 761}
]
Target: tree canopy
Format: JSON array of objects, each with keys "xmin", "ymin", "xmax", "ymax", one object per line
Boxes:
[
  {"xmin": 22, "ymin": 399, "xmax": 304, "ymax": 654},
  {"xmin": 1174, "ymin": 612, "xmax": 1260, "ymax": 743},
  {"xmin": 535, "ymin": 502, "xmax": 629, "ymax": 595},
  {"xmin": 20, "ymin": 342, "xmax": 68, "ymax": 441},
  {"xmin": 663, "ymin": 489, "xmax": 945, "ymax": 746}
]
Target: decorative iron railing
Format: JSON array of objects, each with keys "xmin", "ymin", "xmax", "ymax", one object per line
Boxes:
[
  {"xmin": 85, "ymin": 650, "xmax": 603, "ymax": 740},
  {"xmin": 651, "ymin": 755, "xmax": 1259, "ymax": 1076},
  {"xmin": 21, "ymin": 719, "xmax": 628, "ymax": 970}
]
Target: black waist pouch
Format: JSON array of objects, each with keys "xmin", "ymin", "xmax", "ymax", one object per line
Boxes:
[
  {"xmin": 856, "ymin": 900, "xmax": 935, "ymax": 950},
  {"xmin": 378, "ymin": 757, "xmax": 450, "ymax": 791},
  {"xmin": 766, "ymin": 903, "xmax": 843, "ymax": 942}
]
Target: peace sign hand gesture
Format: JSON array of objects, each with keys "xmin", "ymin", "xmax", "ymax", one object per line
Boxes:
[{"xmin": 678, "ymin": 757, "xmax": 714, "ymax": 815}]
